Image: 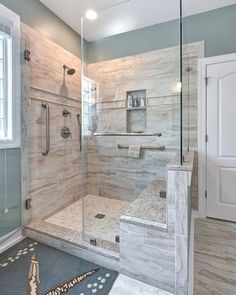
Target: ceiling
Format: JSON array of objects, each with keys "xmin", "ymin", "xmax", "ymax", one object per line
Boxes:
[{"xmin": 39, "ymin": 0, "xmax": 236, "ymax": 41}]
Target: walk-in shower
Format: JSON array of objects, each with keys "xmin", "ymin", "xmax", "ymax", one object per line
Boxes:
[
  {"xmin": 20, "ymin": 0, "xmax": 189, "ymax": 255},
  {"xmin": 1, "ymin": 0, "xmax": 193, "ymax": 258},
  {"xmin": 1, "ymin": 1, "xmax": 235, "ymax": 294}
]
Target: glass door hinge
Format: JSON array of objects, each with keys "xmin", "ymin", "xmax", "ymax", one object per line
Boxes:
[
  {"xmin": 25, "ymin": 198, "xmax": 32, "ymax": 210},
  {"xmin": 205, "ymin": 190, "xmax": 207, "ymax": 198},
  {"xmin": 205, "ymin": 134, "xmax": 208, "ymax": 142},
  {"xmin": 24, "ymin": 49, "xmax": 31, "ymax": 61},
  {"xmin": 205, "ymin": 77, "xmax": 209, "ymax": 86}
]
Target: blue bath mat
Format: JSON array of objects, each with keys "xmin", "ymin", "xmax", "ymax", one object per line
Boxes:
[{"xmin": 0, "ymin": 238, "xmax": 118, "ymax": 295}]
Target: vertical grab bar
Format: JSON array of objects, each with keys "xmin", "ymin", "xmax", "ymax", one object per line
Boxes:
[
  {"xmin": 77, "ymin": 114, "xmax": 82, "ymax": 151},
  {"xmin": 41, "ymin": 102, "xmax": 50, "ymax": 156}
]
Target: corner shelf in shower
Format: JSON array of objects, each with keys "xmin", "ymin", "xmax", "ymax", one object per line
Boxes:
[{"xmin": 126, "ymin": 89, "xmax": 147, "ymax": 133}]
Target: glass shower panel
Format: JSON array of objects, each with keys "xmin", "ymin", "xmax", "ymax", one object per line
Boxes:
[
  {"xmin": 181, "ymin": 1, "xmax": 206, "ymax": 161},
  {"xmin": 0, "ymin": 23, "xmax": 21, "ymax": 241},
  {"xmin": 20, "ymin": 36, "xmax": 31, "ymax": 227},
  {"xmin": 181, "ymin": 0, "xmax": 236, "ymax": 194},
  {"xmin": 0, "ymin": 148, "xmax": 21, "ymax": 240},
  {"xmin": 81, "ymin": 1, "xmax": 181, "ymax": 251},
  {"xmin": 181, "ymin": 2, "xmax": 236, "ymax": 160}
]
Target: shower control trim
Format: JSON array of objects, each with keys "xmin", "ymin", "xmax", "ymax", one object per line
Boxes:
[{"xmin": 61, "ymin": 126, "xmax": 72, "ymax": 139}]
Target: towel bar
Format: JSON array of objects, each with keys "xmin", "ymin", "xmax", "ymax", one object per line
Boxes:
[
  {"xmin": 94, "ymin": 132, "xmax": 162, "ymax": 137},
  {"xmin": 117, "ymin": 144, "xmax": 166, "ymax": 151}
]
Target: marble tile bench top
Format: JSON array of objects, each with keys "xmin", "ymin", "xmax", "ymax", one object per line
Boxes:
[{"xmin": 120, "ymin": 179, "xmax": 167, "ymax": 230}]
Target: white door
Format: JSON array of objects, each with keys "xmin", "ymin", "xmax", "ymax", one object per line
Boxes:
[{"xmin": 207, "ymin": 59, "xmax": 236, "ymax": 221}]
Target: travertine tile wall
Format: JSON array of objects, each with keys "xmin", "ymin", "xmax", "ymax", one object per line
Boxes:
[
  {"xmin": 85, "ymin": 135, "xmax": 172, "ymax": 202},
  {"xmin": 120, "ymin": 221, "xmax": 176, "ymax": 293},
  {"xmin": 21, "ymin": 23, "xmax": 83, "ymax": 219},
  {"xmin": 86, "ymin": 42, "xmax": 204, "ymax": 201},
  {"xmin": 120, "ymin": 177, "xmax": 176, "ymax": 293}
]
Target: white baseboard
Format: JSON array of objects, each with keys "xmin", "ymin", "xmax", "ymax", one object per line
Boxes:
[{"xmin": 0, "ymin": 228, "xmax": 24, "ymax": 254}]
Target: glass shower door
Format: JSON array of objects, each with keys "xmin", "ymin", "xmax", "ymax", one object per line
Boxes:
[
  {"xmin": 81, "ymin": 1, "xmax": 181, "ymax": 251},
  {"xmin": 0, "ymin": 149, "xmax": 21, "ymax": 241},
  {"xmin": 20, "ymin": 35, "xmax": 31, "ymax": 228},
  {"xmin": 0, "ymin": 22, "xmax": 22, "ymax": 242}
]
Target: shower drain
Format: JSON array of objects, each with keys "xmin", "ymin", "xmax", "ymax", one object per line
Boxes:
[{"xmin": 95, "ymin": 214, "xmax": 106, "ymax": 219}]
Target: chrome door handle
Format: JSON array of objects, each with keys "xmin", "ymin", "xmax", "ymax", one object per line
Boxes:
[{"xmin": 41, "ymin": 102, "xmax": 50, "ymax": 156}]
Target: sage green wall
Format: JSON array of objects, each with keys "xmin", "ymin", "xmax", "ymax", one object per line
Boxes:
[
  {"xmin": 88, "ymin": 19, "xmax": 179, "ymax": 63},
  {"xmin": 88, "ymin": 4, "xmax": 236, "ymax": 63},
  {"xmin": 182, "ymin": 4, "xmax": 236, "ymax": 57},
  {"xmin": 0, "ymin": 0, "xmax": 85, "ymax": 58}
]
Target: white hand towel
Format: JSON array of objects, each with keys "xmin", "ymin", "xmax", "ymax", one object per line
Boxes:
[{"xmin": 128, "ymin": 145, "xmax": 141, "ymax": 159}]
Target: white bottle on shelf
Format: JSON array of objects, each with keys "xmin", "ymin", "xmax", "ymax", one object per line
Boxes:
[
  {"xmin": 140, "ymin": 96, "xmax": 145, "ymax": 107},
  {"xmin": 128, "ymin": 95, "xmax": 133, "ymax": 108}
]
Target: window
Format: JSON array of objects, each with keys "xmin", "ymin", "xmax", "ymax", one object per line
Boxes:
[
  {"xmin": 0, "ymin": 4, "xmax": 20, "ymax": 148},
  {"xmin": 83, "ymin": 77, "xmax": 97, "ymax": 135},
  {"xmin": 0, "ymin": 30, "xmax": 12, "ymax": 140}
]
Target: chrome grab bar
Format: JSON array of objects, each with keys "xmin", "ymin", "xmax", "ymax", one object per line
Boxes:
[
  {"xmin": 93, "ymin": 132, "xmax": 162, "ymax": 137},
  {"xmin": 41, "ymin": 102, "xmax": 50, "ymax": 156},
  {"xmin": 77, "ymin": 114, "xmax": 82, "ymax": 151},
  {"xmin": 117, "ymin": 144, "xmax": 166, "ymax": 151}
]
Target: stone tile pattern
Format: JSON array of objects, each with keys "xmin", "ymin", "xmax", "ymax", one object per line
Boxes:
[
  {"xmin": 120, "ymin": 221, "xmax": 175, "ymax": 293},
  {"xmin": 45, "ymin": 194, "xmax": 130, "ymax": 246},
  {"xmin": 122, "ymin": 179, "xmax": 167, "ymax": 226},
  {"xmin": 168, "ymin": 153, "xmax": 194, "ymax": 295},
  {"xmin": 85, "ymin": 135, "xmax": 171, "ymax": 202},
  {"xmin": 86, "ymin": 42, "xmax": 204, "ymax": 202},
  {"xmin": 194, "ymin": 218, "xmax": 236, "ymax": 295},
  {"xmin": 120, "ymin": 152, "xmax": 195, "ymax": 294},
  {"xmin": 21, "ymin": 23, "xmax": 84, "ymax": 219}
]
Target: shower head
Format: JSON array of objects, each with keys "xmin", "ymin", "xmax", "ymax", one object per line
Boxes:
[{"xmin": 63, "ymin": 64, "xmax": 76, "ymax": 75}]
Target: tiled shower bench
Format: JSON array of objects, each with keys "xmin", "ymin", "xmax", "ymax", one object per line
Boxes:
[{"xmin": 119, "ymin": 152, "xmax": 196, "ymax": 295}]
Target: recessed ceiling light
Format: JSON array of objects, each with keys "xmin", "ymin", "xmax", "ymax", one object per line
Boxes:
[{"xmin": 85, "ymin": 10, "xmax": 98, "ymax": 20}]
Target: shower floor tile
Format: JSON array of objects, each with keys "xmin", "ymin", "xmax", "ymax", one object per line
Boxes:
[{"xmin": 45, "ymin": 194, "xmax": 131, "ymax": 245}]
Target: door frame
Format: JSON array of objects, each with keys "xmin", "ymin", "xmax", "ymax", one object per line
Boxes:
[{"xmin": 198, "ymin": 53, "xmax": 236, "ymax": 218}]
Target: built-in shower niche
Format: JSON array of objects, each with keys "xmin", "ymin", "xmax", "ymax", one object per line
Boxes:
[{"xmin": 126, "ymin": 89, "xmax": 146, "ymax": 133}]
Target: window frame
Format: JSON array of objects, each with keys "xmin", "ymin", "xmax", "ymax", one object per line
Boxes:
[{"xmin": 0, "ymin": 4, "xmax": 20, "ymax": 149}]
